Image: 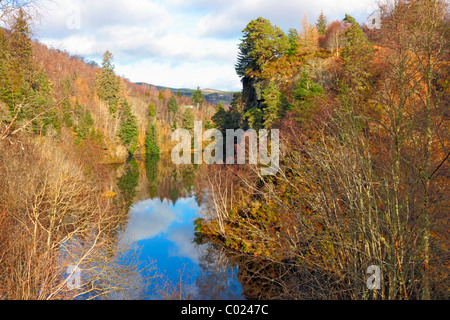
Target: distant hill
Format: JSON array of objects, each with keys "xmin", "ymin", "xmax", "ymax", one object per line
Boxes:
[{"xmin": 136, "ymin": 83, "xmax": 236, "ymax": 106}]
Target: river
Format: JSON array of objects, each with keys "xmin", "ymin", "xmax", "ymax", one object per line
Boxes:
[{"xmin": 117, "ymin": 156, "xmax": 244, "ymax": 300}]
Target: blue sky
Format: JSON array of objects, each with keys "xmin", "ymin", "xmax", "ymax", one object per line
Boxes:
[{"xmin": 36, "ymin": 0, "xmax": 378, "ymax": 91}]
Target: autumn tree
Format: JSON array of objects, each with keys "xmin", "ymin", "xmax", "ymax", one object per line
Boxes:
[
  {"xmin": 299, "ymin": 13, "xmax": 319, "ymax": 53},
  {"xmin": 373, "ymin": 0, "xmax": 450, "ymax": 299},
  {"xmin": 319, "ymin": 20, "xmax": 346, "ymax": 57}
]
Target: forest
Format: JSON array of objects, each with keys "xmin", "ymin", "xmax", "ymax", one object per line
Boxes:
[{"xmin": 0, "ymin": 0, "xmax": 448, "ymax": 300}]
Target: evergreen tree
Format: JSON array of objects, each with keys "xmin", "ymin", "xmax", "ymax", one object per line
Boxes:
[
  {"xmin": 192, "ymin": 87, "xmax": 205, "ymax": 109},
  {"xmin": 158, "ymin": 91, "xmax": 164, "ymax": 104},
  {"xmin": 145, "ymin": 122, "xmax": 160, "ymax": 159},
  {"xmin": 148, "ymin": 102, "xmax": 156, "ymax": 117},
  {"xmin": 236, "ymin": 17, "xmax": 289, "ymax": 78},
  {"xmin": 262, "ymin": 82, "xmax": 282, "ymax": 129},
  {"xmin": 168, "ymin": 96, "xmax": 179, "ymax": 118},
  {"xmin": 118, "ymin": 100, "xmax": 139, "ymax": 154},
  {"xmin": 287, "ymin": 28, "xmax": 300, "ymax": 57},
  {"xmin": 316, "ymin": 11, "xmax": 328, "ymax": 35},
  {"xmin": 294, "ymin": 71, "xmax": 324, "ymax": 102},
  {"xmin": 211, "ymin": 103, "xmax": 228, "ymax": 132},
  {"xmin": 96, "ymin": 51, "xmax": 119, "ymax": 114},
  {"xmin": 74, "ymin": 101, "xmax": 94, "ymax": 144},
  {"xmin": 342, "ymin": 14, "xmax": 368, "ymax": 56},
  {"xmin": 182, "ymin": 108, "xmax": 194, "ymax": 132}
]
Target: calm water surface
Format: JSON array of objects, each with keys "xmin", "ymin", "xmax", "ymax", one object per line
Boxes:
[{"xmin": 120, "ymin": 161, "xmax": 244, "ymax": 300}]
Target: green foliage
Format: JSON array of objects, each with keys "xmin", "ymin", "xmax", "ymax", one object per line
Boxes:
[
  {"xmin": 158, "ymin": 91, "xmax": 164, "ymax": 104},
  {"xmin": 168, "ymin": 95, "xmax": 179, "ymax": 116},
  {"xmin": 171, "ymin": 119, "xmax": 178, "ymax": 132},
  {"xmin": 245, "ymin": 107, "xmax": 263, "ymax": 131},
  {"xmin": 316, "ymin": 11, "xmax": 328, "ymax": 35},
  {"xmin": 118, "ymin": 158, "xmax": 139, "ymax": 208},
  {"xmin": 204, "ymin": 117, "xmax": 215, "ymax": 130},
  {"xmin": 96, "ymin": 51, "xmax": 120, "ymax": 114},
  {"xmin": 294, "ymin": 71, "xmax": 323, "ymax": 101},
  {"xmin": 118, "ymin": 100, "xmax": 139, "ymax": 154},
  {"xmin": 261, "ymin": 82, "xmax": 282, "ymax": 129},
  {"xmin": 212, "ymin": 103, "xmax": 228, "ymax": 132},
  {"xmin": 182, "ymin": 108, "xmax": 195, "ymax": 132},
  {"xmin": 74, "ymin": 102, "xmax": 95, "ymax": 144},
  {"xmin": 236, "ymin": 17, "xmax": 289, "ymax": 78},
  {"xmin": 192, "ymin": 87, "xmax": 205, "ymax": 108},
  {"xmin": 287, "ymin": 28, "xmax": 299, "ymax": 57},
  {"xmin": 61, "ymin": 76, "xmax": 73, "ymax": 128},
  {"xmin": 341, "ymin": 14, "xmax": 368, "ymax": 59},
  {"xmin": 339, "ymin": 15, "xmax": 374, "ymax": 100},
  {"xmin": 145, "ymin": 121, "xmax": 160, "ymax": 159},
  {"xmin": 148, "ymin": 102, "xmax": 156, "ymax": 117},
  {"xmin": 0, "ymin": 12, "xmax": 63, "ymax": 138}
]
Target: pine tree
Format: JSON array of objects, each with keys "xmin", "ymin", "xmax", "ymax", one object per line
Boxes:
[
  {"xmin": 316, "ymin": 11, "xmax": 328, "ymax": 35},
  {"xmin": 148, "ymin": 102, "xmax": 156, "ymax": 117},
  {"xmin": 146, "ymin": 122, "xmax": 160, "ymax": 159},
  {"xmin": 158, "ymin": 91, "xmax": 164, "ymax": 104},
  {"xmin": 287, "ymin": 28, "xmax": 300, "ymax": 57},
  {"xmin": 168, "ymin": 96, "xmax": 179, "ymax": 117},
  {"xmin": 182, "ymin": 108, "xmax": 194, "ymax": 132},
  {"xmin": 96, "ymin": 51, "xmax": 120, "ymax": 114},
  {"xmin": 192, "ymin": 87, "xmax": 205, "ymax": 110},
  {"xmin": 118, "ymin": 100, "xmax": 139, "ymax": 154},
  {"xmin": 236, "ymin": 17, "xmax": 289, "ymax": 78},
  {"xmin": 212, "ymin": 103, "xmax": 228, "ymax": 133},
  {"xmin": 262, "ymin": 82, "xmax": 281, "ymax": 129}
]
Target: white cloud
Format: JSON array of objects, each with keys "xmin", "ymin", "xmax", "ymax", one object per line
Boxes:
[
  {"xmin": 122, "ymin": 198, "xmax": 181, "ymax": 243},
  {"xmin": 36, "ymin": 0, "xmax": 378, "ymax": 91}
]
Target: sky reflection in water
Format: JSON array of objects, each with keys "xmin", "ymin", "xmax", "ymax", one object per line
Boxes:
[{"xmin": 123, "ymin": 196, "xmax": 243, "ymax": 300}]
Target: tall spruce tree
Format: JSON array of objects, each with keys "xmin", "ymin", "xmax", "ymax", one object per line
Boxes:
[
  {"xmin": 316, "ymin": 11, "xmax": 328, "ymax": 35},
  {"xmin": 96, "ymin": 51, "xmax": 120, "ymax": 114}
]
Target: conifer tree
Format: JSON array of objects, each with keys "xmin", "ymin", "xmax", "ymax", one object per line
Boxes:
[
  {"xmin": 287, "ymin": 28, "xmax": 300, "ymax": 56},
  {"xmin": 182, "ymin": 108, "xmax": 194, "ymax": 132},
  {"xmin": 118, "ymin": 100, "xmax": 139, "ymax": 154},
  {"xmin": 262, "ymin": 82, "xmax": 281, "ymax": 129},
  {"xmin": 192, "ymin": 87, "xmax": 205, "ymax": 110},
  {"xmin": 96, "ymin": 51, "xmax": 120, "ymax": 114},
  {"xmin": 236, "ymin": 17, "xmax": 289, "ymax": 78},
  {"xmin": 168, "ymin": 95, "xmax": 179, "ymax": 116},
  {"xmin": 316, "ymin": 10, "xmax": 328, "ymax": 35}
]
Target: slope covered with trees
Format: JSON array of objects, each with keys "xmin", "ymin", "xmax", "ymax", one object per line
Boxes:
[
  {"xmin": 0, "ymin": 2, "xmax": 215, "ymax": 299},
  {"xmin": 199, "ymin": 0, "xmax": 449, "ymax": 300}
]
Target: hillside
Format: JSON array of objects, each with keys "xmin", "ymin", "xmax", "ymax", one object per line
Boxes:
[{"xmin": 137, "ymin": 83, "xmax": 236, "ymax": 106}]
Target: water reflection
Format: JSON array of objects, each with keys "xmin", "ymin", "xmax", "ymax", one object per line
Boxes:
[{"xmin": 120, "ymin": 156, "xmax": 243, "ymax": 300}]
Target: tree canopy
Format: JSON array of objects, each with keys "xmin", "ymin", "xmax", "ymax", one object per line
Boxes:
[{"xmin": 236, "ymin": 17, "xmax": 289, "ymax": 78}]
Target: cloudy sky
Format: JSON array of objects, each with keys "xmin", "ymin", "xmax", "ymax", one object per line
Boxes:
[{"xmin": 35, "ymin": 0, "xmax": 378, "ymax": 91}]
